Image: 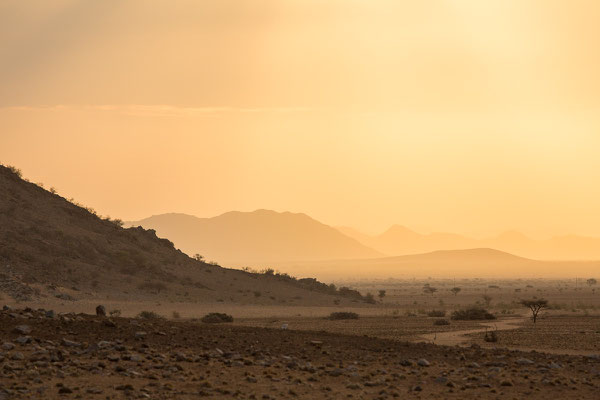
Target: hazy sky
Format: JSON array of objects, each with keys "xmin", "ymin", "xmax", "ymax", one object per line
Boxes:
[{"xmin": 2, "ymin": 1, "xmax": 600, "ymax": 238}]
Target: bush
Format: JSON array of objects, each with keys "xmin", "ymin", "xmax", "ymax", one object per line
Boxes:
[
  {"xmin": 433, "ymin": 319, "xmax": 450, "ymax": 326},
  {"xmin": 137, "ymin": 311, "xmax": 163, "ymax": 320},
  {"xmin": 201, "ymin": 312, "xmax": 234, "ymax": 323},
  {"xmin": 109, "ymin": 309, "xmax": 121, "ymax": 317},
  {"xmin": 328, "ymin": 311, "xmax": 359, "ymax": 320},
  {"xmin": 172, "ymin": 311, "xmax": 181, "ymax": 319},
  {"xmin": 427, "ymin": 310, "xmax": 446, "ymax": 317},
  {"xmin": 484, "ymin": 331, "xmax": 498, "ymax": 342},
  {"xmin": 451, "ymin": 307, "xmax": 495, "ymax": 320}
]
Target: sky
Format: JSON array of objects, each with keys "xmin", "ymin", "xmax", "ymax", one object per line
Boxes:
[{"xmin": 1, "ymin": 0, "xmax": 600, "ymax": 239}]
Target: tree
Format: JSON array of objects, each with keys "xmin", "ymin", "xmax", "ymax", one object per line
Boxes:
[
  {"xmin": 587, "ymin": 278, "xmax": 597, "ymax": 287},
  {"xmin": 378, "ymin": 290, "xmax": 386, "ymax": 299},
  {"xmin": 193, "ymin": 254, "xmax": 204, "ymax": 262},
  {"xmin": 482, "ymin": 294, "xmax": 492, "ymax": 307},
  {"xmin": 520, "ymin": 299, "xmax": 548, "ymax": 324},
  {"xmin": 450, "ymin": 287, "xmax": 461, "ymax": 296},
  {"xmin": 423, "ymin": 285, "xmax": 437, "ymax": 296}
]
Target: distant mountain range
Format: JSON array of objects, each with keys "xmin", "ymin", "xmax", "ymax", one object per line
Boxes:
[
  {"xmin": 274, "ymin": 248, "xmax": 600, "ymax": 279},
  {"xmin": 126, "ymin": 210, "xmax": 600, "ymax": 278},
  {"xmin": 338, "ymin": 225, "xmax": 600, "ymax": 261},
  {"xmin": 127, "ymin": 210, "xmax": 382, "ymax": 264}
]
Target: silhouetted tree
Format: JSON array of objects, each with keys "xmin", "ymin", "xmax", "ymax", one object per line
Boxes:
[
  {"xmin": 378, "ymin": 290, "xmax": 386, "ymax": 299},
  {"xmin": 450, "ymin": 287, "xmax": 461, "ymax": 296},
  {"xmin": 193, "ymin": 254, "xmax": 204, "ymax": 262},
  {"xmin": 587, "ymin": 278, "xmax": 597, "ymax": 287},
  {"xmin": 520, "ymin": 299, "xmax": 548, "ymax": 324}
]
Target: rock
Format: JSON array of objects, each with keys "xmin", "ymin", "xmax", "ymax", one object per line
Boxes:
[
  {"xmin": 2, "ymin": 343, "xmax": 15, "ymax": 351},
  {"xmin": 467, "ymin": 362, "xmax": 480, "ymax": 368},
  {"xmin": 417, "ymin": 358, "xmax": 430, "ymax": 367},
  {"xmin": 95, "ymin": 305, "xmax": 106, "ymax": 316},
  {"xmin": 516, "ymin": 358, "xmax": 534, "ymax": 365},
  {"xmin": 500, "ymin": 380, "xmax": 513, "ymax": 386},
  {"xmin": 45, "ymin": 310, "xmax": 55, "ymax": 319},
  {"xmin": 61, "ymin": 338, "xmax": 81, "ymax": 347},
  {"xmin": 58, "ymin": 387, "xmax": 73, "ymax": 394},
  {"xmin": 103, "ymin": 319, "xmax": 116, "ymax": 328},
  {"xmin": 13, "ymin": 325, "xmax": 31, "ymax": 335},
  {"xmin": 135, "ymin": 331, "xmax": 147, "ymax": 340},
  {"xmin": 413, "ymin": 385, "xmax": 423, "ymax": 391},
  {"xmin": 15, "ymin": 336, "xmax": 31, "ymax": 345}
]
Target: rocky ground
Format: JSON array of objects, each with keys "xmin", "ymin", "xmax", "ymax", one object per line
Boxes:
[{"xmin": 1, "ymin": 307, "xmax": 600, "ymax": 399}]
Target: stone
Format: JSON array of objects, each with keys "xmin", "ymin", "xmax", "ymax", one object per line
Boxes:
[
  {"xmin": 13, "ymin": 325, "xmax": 31, "ymax": 335},
  {"xmin": 95, "ymin": 305, "xmax": 106, "ymax": 317},
  {"xmin": 417, "ymin": 358, "xmax": 430, "ymax": 367}
]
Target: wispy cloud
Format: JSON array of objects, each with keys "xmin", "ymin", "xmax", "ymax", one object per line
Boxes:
[{"xmin": 0, "ymin": 104, "xmax": 312, "ymax": 117}]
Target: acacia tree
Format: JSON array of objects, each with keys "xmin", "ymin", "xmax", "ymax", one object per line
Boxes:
[
  {"xmin": 423, "ymin": 285, "xmax": 437, "ymax": 296},
  {"xmin": 450, "ymin": 287, "xmax": 461, "ymax": 296},
  {"xmin": 587, "ymin": 278, "xmax": 597, "ymax": 287},
  {"xmin": 378, "ymin": 290, "xmax": 386, "ymax": 300},
  {"xmin": 520, "ymin": 299, "xmax": 548, "ymax": 324}
]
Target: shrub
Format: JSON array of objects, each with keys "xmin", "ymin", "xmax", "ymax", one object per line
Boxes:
[
  {"xmin": 328, "ymin": 311, "xmax": 359, "ymax": 320},
  {"xmin": 137, "ymin": 311, "xmax": 163, "ymax": 320},
  {"xmin": 201, "ymin": 313, "xmax": 234, "ymax": 323},
  {"xmin": 109, "ymin": 309, "xmax": 122, "ymax": 317},
  {"xmin": 172, "ymin": 311, "xmax": 181, "ymax": 319},
  {"xmin": 253, "ymin": 291, "xmax": 262, "ymax": 297},
  {"xmin": 427, "ymin": 310, "xmax": 446, "ymax": 317},
  {"xmin": 433, "ymin": 319, "xmax": 450, "ymax": 326},
  {"xmin": 484, "ymin": 330, "xmax": 498, "ymax": 342},
  {"xmin": 451, "ymin": 307, "xmax": 495, "ymax": 320}
]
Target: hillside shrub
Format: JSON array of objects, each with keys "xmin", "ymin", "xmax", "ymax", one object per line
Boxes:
[
  {"xmin": 201, "ymin": 312, "xmax": 234, "ymax": 323},
  {"xmin": 328, "ymin": 311, "xmax": 359, "ymax": 320},
  {"xmin": 433, "ymin": 319, "xmax": 450, "ymax": 326}
]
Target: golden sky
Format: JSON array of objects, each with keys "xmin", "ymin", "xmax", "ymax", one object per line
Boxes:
[{"xmin": 1, "ymin": 1, "xmax": 600, "ymax": 238}]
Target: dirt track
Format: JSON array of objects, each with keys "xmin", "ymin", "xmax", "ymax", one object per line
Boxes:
[{"xmin": 1, "ymin": 307, "xmax": 600, "ymax": 399}]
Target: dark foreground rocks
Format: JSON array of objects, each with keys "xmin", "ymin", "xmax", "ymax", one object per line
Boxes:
[{"xmin": 0, "ymin": 307, "xmax": 599, "ymax": 399}]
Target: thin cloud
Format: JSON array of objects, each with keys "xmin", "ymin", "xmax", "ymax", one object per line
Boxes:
[{"xmin": 0, "ymin": 104, "xmax": 312, "ymax": 117}]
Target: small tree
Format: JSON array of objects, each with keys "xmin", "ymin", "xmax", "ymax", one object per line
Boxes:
[
  {"xmin": 423, "ymin": 285, "xmax": 437, "ymax": 296},
  {"xmin": 378, "ymin": 290, "xmax": 386, "ymax": 300},
  {"xmin": 520, "ymin": 299, "xmax": 548, "ymax": 324},
  {"xmin": 587, "ymin": 278, "xmax": 597, "ymax": 287},
  {"xmin": 450, "ymin": 287, "xmax": 461, "ymax": 296},
  {"xmin": 193, "ymin": 254, "xmax": 204, "ymax": 262}
]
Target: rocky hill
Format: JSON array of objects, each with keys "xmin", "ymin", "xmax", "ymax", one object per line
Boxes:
[{"xmin": 0, "ymin": 165, "xmax": 367, "ymax": 305}]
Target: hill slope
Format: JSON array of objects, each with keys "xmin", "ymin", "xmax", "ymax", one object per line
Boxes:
[
  {"xmin": 0, "ymin": 165, "xmax": 367, "ymax": 305},
  {"xmin": 128, "ymin": 210, "xmax": 382, "ymax": 265}
]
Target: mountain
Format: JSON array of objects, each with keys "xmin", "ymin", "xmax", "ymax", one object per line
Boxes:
[
  {"xmin": 275, "ymin": 248, "xmax": 600, "ymax": 280},
  {"xmin": 127, "ymin": 210, "xmax": 382, "ymax": 265},
  {"xmin": 339, "ymin": 225, "xmax": 600, "ymax": 261},
  {"xmin": 0, "ymin": 164, "xmax": 367, "ymax": 306}
]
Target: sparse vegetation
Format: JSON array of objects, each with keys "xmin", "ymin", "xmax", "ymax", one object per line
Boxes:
[
  {"xmin": 450, "ymin": 287, "xmax": 461, "ymax": 296},
  {"xmin": 433, "ymin": 319, "xmax": 450, "ymax": 326},
  {"xmin": 201, "ymin": 312, "xmax": 234, "ymax": 323},
  {"xmin": 137, "ymin": 311, "xmax": 164, "ymax": 320},
  {"xmin": 137, "ymin": 281, "xmax": 168, "ymax": 293},
  {"xmin": 328, "ymin": 311, "xmax": 359, "ymax": 320},
  {"xmin": 427, "ymin": 310, "xmax": 446, "ymax": 317},
  {"xmin": 451, "ymin": 307, "xmax": 495, "ymax": 320}
]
